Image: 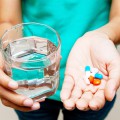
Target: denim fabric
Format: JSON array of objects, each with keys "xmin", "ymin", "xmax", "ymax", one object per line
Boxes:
[{"xmin": 15, "ymin": 96, "xmax": 116, "ymax": 120}]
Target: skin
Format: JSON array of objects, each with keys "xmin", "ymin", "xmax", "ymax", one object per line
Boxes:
[
  {"xmin": 61, "ymin": 32, "xmax": 120, "ymax": 110},
  {"xmin": 0, "ymin": 0, "xmax": 120, "ymax": 112},
  {"xmin": 61, "ymin": 0, "xmax": 120, "ymax": 110}
]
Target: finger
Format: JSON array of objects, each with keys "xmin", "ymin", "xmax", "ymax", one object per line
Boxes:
[
  {"xmin": 98, "ymin": 79, "xmax": 106, "ymax": 90},
  {"xmin": 84, "ymin": 79, "xmax": 106, "ymax": 93},
  {"xmin": 0, "ymin": 86, "xmax": 33, "ymax": 107},
  {"xmin": 105, "ymin": 58, "xmax": 120, "ymax": 101},
  {"xmin": 63, "ymin": 98, "xmax": 76, "ymax": 110},
  {"xmin": 60, "ymin": 75, "xmax": 74, "ymax": 101},
  {"xmin": 71, "ymin": 78, "xmax": 85, "ymax": 99},
  {"xmin": 0, "ymin": 69, "xmax": 18, "ymax": 90},
  {"xmin": 89, "ymin": 89, "xmax": 105, "ymax": 111},
  {"xmin": 1, "ymin": 98, "xmax": 40, "ymax": 112},
  {"xmin": 84, "ymin": 84, "xmax": 98, "ymax": 94},
  {"xmin": 76, "ymin": 91, "xmax": 93, "ymax": 111}
]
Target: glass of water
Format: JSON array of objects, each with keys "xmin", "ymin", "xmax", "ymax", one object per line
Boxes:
[{"xmin": 0, "ymin": 22, "xmax": 61, "ymax": 101}]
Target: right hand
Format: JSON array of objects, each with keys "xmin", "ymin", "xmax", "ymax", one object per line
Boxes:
[{"xmin": 0, "ymin": 52, "xmax": 44, "ymax": 112}]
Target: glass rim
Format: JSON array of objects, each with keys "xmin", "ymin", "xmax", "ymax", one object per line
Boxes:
[{"xmin": 0, "ymin": 22, "xmax": 61, "ymax": 62}]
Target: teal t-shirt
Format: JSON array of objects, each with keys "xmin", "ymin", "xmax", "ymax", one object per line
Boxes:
[{"xmin": 21, "ymin": 0, "xmax": 111, "ymax": 101}]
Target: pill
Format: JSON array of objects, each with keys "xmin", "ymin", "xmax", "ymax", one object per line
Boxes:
[
  {"xmin": 90, "ymin": 72, "xmax": 95, "ymax": 77},
  {"xmin": 91, "ymin": 68, "xmax": 99, "ymax": 74},
  {"xmin": 94, "ymin": 73, "xmax": 103, "ymax": 79},
  {"xmin": 85, "ymin": 66, "xmax": 91, "ymax": 71},
  {"xmin": 85, "ymin": 76, "xmax": 90, "ymax": 85},
  {"xmin": 86, "ymin": 71, "xmax": 91, "ymax": 77},
  {"xmin": 89, "ymin": 76, "xmax": 94, "ymax": 83},
  {"xmin": 93, "ymin": 78, "xmax": 101, "ymax": 85}
]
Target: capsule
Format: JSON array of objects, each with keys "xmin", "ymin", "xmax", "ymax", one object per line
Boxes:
[
  {"xmin": 85, "ymin": 66, "xmax": 91, "ymax": 71},
  {"xmin": 94, "ymin": 73, "xmax": 103, "ymax": 79},
  {"xmin": 89, "ymin": 76, "xmax": 94, "ymax": 83},
  {"xmin": 85, "ymin": 76, "xmax": 90, "ymax": 85},
  {"xmin": 93, "ymin": 78, "xmax": 101, "ymax": 85}
]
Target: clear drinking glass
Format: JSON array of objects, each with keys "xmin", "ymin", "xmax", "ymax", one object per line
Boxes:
[{"xmin": 0, "ymin": 22, "xmax": 61, "ymax": 101}]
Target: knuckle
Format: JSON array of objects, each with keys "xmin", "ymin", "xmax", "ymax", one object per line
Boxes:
[
  {"xmin": 71, "ymin": 93, "xmax": 79, "ymax": 99},
  {"xmin": 1, "ymin": 98, "xmax": 9, "ymax": 107},
  {"xmin": 16, "ymin": 95, "xmax": 26, "ymax": 106}
]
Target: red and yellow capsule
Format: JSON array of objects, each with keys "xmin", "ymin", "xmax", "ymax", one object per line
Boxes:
[
  {"xmin": 89, "ymin": 76, "xmax": 94, "ymax": 84},
  {"xmin": 93, "ymin": 78, "xmax": 101, "ymax": 85}
]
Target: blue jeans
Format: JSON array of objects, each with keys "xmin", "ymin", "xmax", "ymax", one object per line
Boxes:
[{"xmin": 15, "ymin": 97, "xmax": 116, "ymax": 120}]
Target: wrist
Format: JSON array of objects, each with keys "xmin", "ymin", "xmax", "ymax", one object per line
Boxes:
[
  {"xmin": 95, "ymin": 25, "xmax": 116, "ymax": 44},
  {"xmin": 82, "ymin": 31, "xmax": 114, "ymax": 48},
  {"xmin": 84, "ymin": 31, "xmax": 109, "ymax": 40},
  {"xmin": 95, "ymin": 17, "xmax": 120, "ymax": 44}
]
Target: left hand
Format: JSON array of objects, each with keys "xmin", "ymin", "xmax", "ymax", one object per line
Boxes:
[{"xmin": 60, "ymin": 31, "xmax": 120, "ymax": 111}]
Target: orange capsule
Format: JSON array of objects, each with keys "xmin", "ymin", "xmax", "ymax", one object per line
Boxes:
[
  {"xmin": 89, "ymin": 76, "xmax": 94, "ymax": 83},
  {"xmin": 93, "ymin": 79, "xmax": 101, "ymax": 85}
]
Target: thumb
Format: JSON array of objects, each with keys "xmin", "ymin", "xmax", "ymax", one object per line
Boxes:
[{"xmin": 105, "ymin": 58, "xmax": 120, "ymax": 101}]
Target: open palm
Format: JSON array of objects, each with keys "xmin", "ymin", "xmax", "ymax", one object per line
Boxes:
[{"xmin": 61, "ymin": 31, "xmax": 120, "ymax": 111}]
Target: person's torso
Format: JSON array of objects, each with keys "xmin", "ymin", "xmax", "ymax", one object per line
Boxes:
[{"xmin": 22, "ymin": 0, "xmax": 111, "ymax": 101}]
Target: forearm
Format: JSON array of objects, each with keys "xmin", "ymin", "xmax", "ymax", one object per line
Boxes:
[
  {"xmin": 96, "ymin": 17, "xmax": 120, "ymax": 44},
  {"xmin": 0, "ymin": 0, "xmax": 22, "ymax": 38},
  {"xmin": 0, "ymin": 22, "xmax": 13, "ymax": 38},
  {"xmin": 95, "ymin": 0, "xmax": 120, "ymax": 44}
]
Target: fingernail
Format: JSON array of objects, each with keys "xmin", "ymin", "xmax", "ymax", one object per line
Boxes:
[
  {"xmin": 31, "ymin": 103, "xmax": 40, "ymax": 110},
  {"xmin": 8, "ymin": 81, "xmax": 18, "ymax": 89},
  {"xmin": 23, "ymin": 99, "xmax": 33, "ymax": 107}
]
